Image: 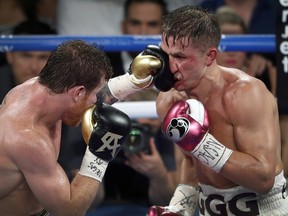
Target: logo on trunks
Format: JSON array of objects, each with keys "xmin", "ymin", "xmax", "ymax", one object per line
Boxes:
[
  {"xmin": 166, "ymin": 117, "xmax": 190, "ymax": 142},
  {"xmin": 282, "ymin": 183, "xmax": 287, "ymax": 199},
  {"xmin": 199, "ymin": 188, "xmax": 259, "ymax": 216}
]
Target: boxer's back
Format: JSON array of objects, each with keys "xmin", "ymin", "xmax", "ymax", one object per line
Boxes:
[{"xmin": 0, "ymin": 81, "xmax": 44, "ymax": 214}]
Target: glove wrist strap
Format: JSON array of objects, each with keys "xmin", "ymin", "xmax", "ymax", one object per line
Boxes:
[
  {"xmin": 191, "ymin": 133, "xmax": 233, "ymax": 173},
  {"xmin": 79, "ymin": 147, "xmax": 108, "ymax": 182}
]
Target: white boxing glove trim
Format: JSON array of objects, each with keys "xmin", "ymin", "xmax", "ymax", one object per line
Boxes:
[
  {"xmin": 107, "ymin": 73, "xmax": 153, "ymax": 101},
  {"xmin": 168, "ymin": 184, "xmax": 199, "ymax": 216},
  {"xmin": 107, "ymin": 73, "xmax": 141, "ymax": 101},
  {"xmin": 130, "ymin": 73, "xmax": 153, "ymax": 85},
  {"xmin": 191, "ymin": 133, "xmax": 233, "ymax": 173},
  {"xmin": 186, "ymin": 99, "xmax": 205, "ymax": 126},
  {"xmin": 79, "ymin": 147, "xmax": 108, "ymax": 182}
]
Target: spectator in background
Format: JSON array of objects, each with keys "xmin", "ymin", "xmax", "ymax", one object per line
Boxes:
[
  {"xmin": 0, "ymin": 19, "xmax": 57, "ymax": 101},
  {"xmin": 0, "ymin": 0, "xmax": 27, "ymax": 66},
  {"xmin": 56, "ymin": 0, "xmax": 204, "ymax": 36},
  {"xmin": 200, "ymin": 0, "xmax": 276, "ymax": 34},
  {"xmin": 0, "ymin": 0, "xmax": 57, "ymax": 35},
  {"xmin": 200, "ymin": 0, "xmax": 277, "ymax": 91},
  {"xmin": 107, "ymin": 0, "xmax": 167, "ymax": 77},
  {"xmin": 215, "ymin": 6, "xmax": 277, "ymax": 96},
  {"xmin": 0, "ymin": 0, "xmax": 26, "ymax": 35},
  {"xmin": 36, "ymin": 0, "xmax": 58, "ymax": 29},
  {"xmin": 0, "ymin": 0, "xmax": 57, "ymax": 66},
  {"xmin": 56, "ymin": 0, "xmax": 125, "ymax": 35}
]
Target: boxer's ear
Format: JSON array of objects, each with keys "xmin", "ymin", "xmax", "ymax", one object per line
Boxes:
[
  {"xmin": 205, "ymin": 48, "xmax": 217, "ymax": 66},
  {"xmin": 68, "ymin": 86, "xmax": 86, "ymax": 103}
]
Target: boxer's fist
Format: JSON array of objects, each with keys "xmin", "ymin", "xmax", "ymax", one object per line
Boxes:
[
  {"xmin": 162, "ymin": 99, "xmax": 209, "ymax": 152},
  {"xmin": 107, "ymin": 45, "xmax": 174, "ymax": 101},
  {"xmin": 128, "ymin": 46, "xmax": 162, "ymax": 88},
  {"xmin": 142, "ymin": 45, "xmax": 175, "ymax": 92},
  {"xmin": 82, "ymin": 103, "xmax": 131, "ymax": 161},
  {"xmin": 80, "ymin": 103, "xmax": 131, "ymax": 181},
  {"xmin": 147, "ymin": 206, "xmax": 182, "ymax": 216},
  {"xmin": 162, "ymin": 99, "xmax": 233, "ymax": 173}
]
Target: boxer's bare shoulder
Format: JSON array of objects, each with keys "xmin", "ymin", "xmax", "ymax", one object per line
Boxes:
[
  {"xmin": 0, "ymin": 81, "xmax": 58, "ymax": 215},
  {"xmin": 196, "ymin": 67, "xmax": 282, "ymax": 187},
  {"xmin": 218, "ymin": 67, "xmax": 277, "ymax": 128}
]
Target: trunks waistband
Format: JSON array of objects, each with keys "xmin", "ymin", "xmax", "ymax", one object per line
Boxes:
[{"xmin": 198, "ymin": 171, "xmax": 288, "ymax": 216}]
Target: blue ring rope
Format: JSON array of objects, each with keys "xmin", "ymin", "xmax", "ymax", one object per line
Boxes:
[{"xmin": 0, "ymin": 34, "xmax": 275, "ymax": 52}]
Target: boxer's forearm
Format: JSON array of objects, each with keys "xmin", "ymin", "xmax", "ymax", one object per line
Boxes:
[{"xmin": 97, "ymin": 73, "xmax": 152, "ymax": 105}]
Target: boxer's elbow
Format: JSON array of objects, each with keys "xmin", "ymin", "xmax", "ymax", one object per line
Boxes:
[
  {"xmin": 254, "ymin": 171, "xmax": 275, "ymax": 194},
  {"xmin": 257, "ymin": 181, "xmax": 274, "ymax": 195}
]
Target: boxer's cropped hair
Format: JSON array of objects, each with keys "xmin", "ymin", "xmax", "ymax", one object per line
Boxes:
[
  {"xmin": 124, "ymin": 0, "xmax": 168, "ymax": 18},
  {"xmin": 162, "ymin": 5, "xmax": 221, "ymax": 53},
  {"xmin": 38, "ymin": 40, "xmax": 113, "ymax": 94}
]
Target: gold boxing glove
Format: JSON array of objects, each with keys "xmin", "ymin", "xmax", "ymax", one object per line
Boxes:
[
  {"xmin": 128, "ymin": 54, "xmax": 162, "ymax": 88},
  {"xmin": 80, "ymin": 103, "xmax": 131, "ymax": 181},
  {"xmin": 82, "ymin": 105, "xmax": 95, "ymax": 145},
  {"xmin": 81, "ymin": 103, "xmax": 131, "ymax": 160},
  {"xmin": 107, "ymin": 46, "xmax": 163, "ymax": 101}
]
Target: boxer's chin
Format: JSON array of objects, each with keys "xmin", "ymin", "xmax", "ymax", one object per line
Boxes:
[
  {"xmin": 63, "ymin": 116, "xmax": 81, "ymax": 127},
  {"xmin": 174, "ymin": 81, "xmax": 184, "ymax": 91},
  {"xmin": 63, "ymin": 105, "xmax": 85, "ymax": 127}
]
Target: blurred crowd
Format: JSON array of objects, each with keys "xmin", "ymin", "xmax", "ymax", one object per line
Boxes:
[{"xmin": 0, "ymin": 0, "xmax": 285, "ymax": 216}]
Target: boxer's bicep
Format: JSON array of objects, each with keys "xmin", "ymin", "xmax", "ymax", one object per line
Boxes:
[
  {"xmin": 12, "ymin": 133, "xmax": 71, "ymax": 214},
  {"xmin": 220, "ymin": 81, "xmax": 277, "ymax": 193},
  {"xmin": 231, "ymin": 82, "xmax": 276, "ymax": 162},
  {"xmin": 29, "ymin": 163, "xmax": 70, "ymax": 214}
]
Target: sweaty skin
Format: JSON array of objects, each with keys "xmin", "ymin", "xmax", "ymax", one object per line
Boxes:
[
  {"xmin": 0, "ymin": 77, "xmax": 104, "ymax": 216},
  {"xmin": 157, "ymin": 36, "xmax": 282, "ymax": 193}
]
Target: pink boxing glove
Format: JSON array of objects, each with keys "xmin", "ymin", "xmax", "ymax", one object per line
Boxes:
[
  {"xmin": 162, "ymin": 99, "xmax": 233, "ymax": 173},
  {"xmin": 162, "ymin": 99, "xmax": 209, "ymax": 152},
  {"xmin": 147, "ymin": 184, "xmax": 199, "ymax": 216},
  {"xmin": 147, "ymin": 206, "xmax": 182, "ymax": 216}
]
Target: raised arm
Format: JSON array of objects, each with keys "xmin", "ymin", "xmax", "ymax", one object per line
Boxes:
[
  {"xmin": 14, "ymin": 103, "xmax": 131, "ymax": 216},
  {"xmin": 98, "ymin": 45, "xmax": 175, "ymax": 105}
]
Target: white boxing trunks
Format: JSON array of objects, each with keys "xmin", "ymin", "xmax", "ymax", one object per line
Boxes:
[{"xmin": 198, "ymin": 171, "xmax": 288, "ymax": 216}]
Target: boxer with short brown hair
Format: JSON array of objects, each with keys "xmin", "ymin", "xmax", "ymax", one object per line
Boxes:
[
  {"xmin": 0, "ymin": 39, "xmax": 168, "ymax": 215},
  {"xmin": 148, "ymin": 5, "xmax": 288, "ymax": 216}
]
